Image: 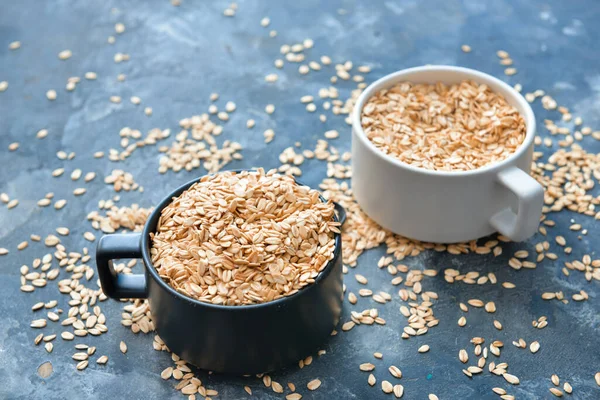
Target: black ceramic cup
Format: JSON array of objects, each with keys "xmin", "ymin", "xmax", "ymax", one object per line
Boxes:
[{"xmin": 96, "ymin": 171, "xmax": 345, "ymax": 374}]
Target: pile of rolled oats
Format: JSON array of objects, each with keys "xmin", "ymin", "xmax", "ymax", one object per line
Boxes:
[
  {"xmin": 361, "ymin": 80, "xmax": 527, "ymax": 171},
  {"xmin": 150, "ymin": 169, "xmax": 339, "ymax": 305}
]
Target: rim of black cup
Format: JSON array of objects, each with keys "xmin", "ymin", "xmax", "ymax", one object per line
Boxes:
[{"xmin": 139, "ymin": 169, "xmax": 343, "ymax": 311}]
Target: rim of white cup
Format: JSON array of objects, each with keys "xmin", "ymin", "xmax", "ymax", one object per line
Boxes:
[{"xmin": 352, "ymin": 65, "xmax": 537, "ymax": 177}]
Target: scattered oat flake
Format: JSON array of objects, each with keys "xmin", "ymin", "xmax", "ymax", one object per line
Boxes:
[
  {"xmin": 76, "ymin": 360, "xmax": 88, "ymax": 370},
  {"xmin": 120, "ymin": 341, "xmax": 127, "ymax": 353},
  {"xmin": 389, "ymin": 365, "xmax": 402, "ymax": 379},
  {"xmin": 264, "ymin": 129, "xmax": 275, "ymax": 143},
  {"xmin": 36, "ymin": 129, "xmax": 48, "ymax": 139},
  {"xmin": 97, "ymin": 355, "xmax": 108, "ymax": 365},
  {"xmin": 530, "ymin": 341, "xmax": 540, "ymax": 353},
  {"xmin": 459, "ymin": 349, "xmax": 468, "ymax": 363},
  {"xmin": 503, "ymin": 373, "xmax": 520, "ymax": 385},
  {"xmin": 70, "ymin": 169, "xmax": 82, "ymax": 180},
  {"xmin": 485, "ymin": 302, "xmax": 496, "ymax": 313},
  {"xmin": 360, "ymin": 363, "xmax": 375, "ymax": 372},
  {"xmin": 307, "ymin": 379, "xmax": 321, "ymax": 390},
  {"xmin": 160, "ymin": 367, "xmax": 173, "ymax": 379},
  {"xmin": 272, "ymin": 381, "xmax": 284, "ymax": 393},
  {"xmin": 381, "ymin": 380, "xmax": 393, "ymax": 394},
  {"xmin": 84, "ymin": 232, "xmax": 96, "ymax": 242},
  {"xmin": 54, "ymin": 199, "xmax": 67, "ymax": 210},
  {"xmin": 324, "ymin": 130, "xmax": 339, "ymax": 139},
  {"xmin": 58, "ymin": 49, "xmax": 72, "ymax": 60},
  {"xmin": 368, "ymin": 374, "xmax": 376, "ymax": 386},
  {"xmin": 31, "ymin": 319, "xmax": 47, "ymax": 328},
  {"xmin": 467, "ymin": 299, "xmax": 484, "ymax": 307}
]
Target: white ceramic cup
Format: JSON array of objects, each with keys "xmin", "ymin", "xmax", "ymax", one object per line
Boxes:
[{"xmin": 351, "ymin": 65, "xmax": 544, "ymax": 243}]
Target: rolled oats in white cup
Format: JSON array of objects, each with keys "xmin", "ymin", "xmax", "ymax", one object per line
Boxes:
[{"xmin": 351, "ymin": 65, "xmax": 543, "ymax": 243}]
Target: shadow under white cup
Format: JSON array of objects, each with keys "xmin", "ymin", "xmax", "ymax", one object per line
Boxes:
[{"xmin": 351, "ymin": 65, "xmax": 544, "ymax": 243}]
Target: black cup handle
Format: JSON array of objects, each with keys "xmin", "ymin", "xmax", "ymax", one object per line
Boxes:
[
  {"xmin": 97, "ymin": 233, "xmax": 148, "ymax": 299},
  {"xmin": 333, "ymin": 202, "xmax": 347, "ymax": 226}
]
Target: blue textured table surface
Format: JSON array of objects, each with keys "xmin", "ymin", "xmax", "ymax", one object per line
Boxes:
[{"xmin": 1, "ymin": 1, "xmax": 599, "ymax": 399}]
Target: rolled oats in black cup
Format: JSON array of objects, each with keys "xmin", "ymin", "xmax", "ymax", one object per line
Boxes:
[{"xmin": 97, "ymin": 169, "xmax": 345, "ymax": 374}]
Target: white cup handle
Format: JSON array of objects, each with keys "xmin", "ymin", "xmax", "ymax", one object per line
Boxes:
[{"xmin": 489, "ymin": 166, "xmax": 544, "ymax": 242}]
